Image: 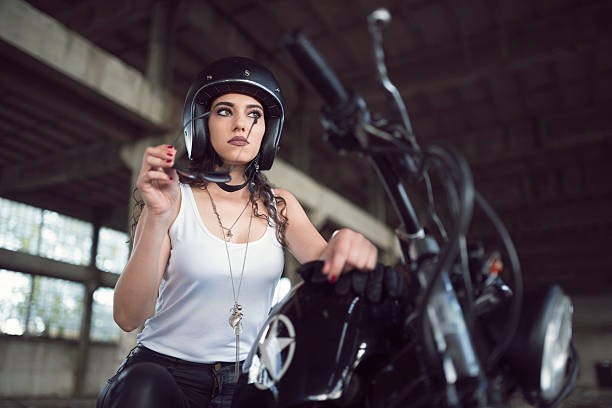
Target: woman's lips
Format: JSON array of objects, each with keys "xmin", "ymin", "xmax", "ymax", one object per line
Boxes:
[{"xmin": 228, "ymin": 137, "xmax": 249, "ymax": 146}]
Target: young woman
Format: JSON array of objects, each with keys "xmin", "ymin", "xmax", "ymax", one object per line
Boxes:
[{"xmin": 96, "ymin": 57, "xmax": 377, "ymax": 408}]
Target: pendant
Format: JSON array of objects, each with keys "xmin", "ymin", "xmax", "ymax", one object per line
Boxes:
[
  {"xmin": 230, "ymin": 303, "xmax": 243, "ymax": 383},
  {"xmin": 229, "ymin": 303, "xmax": 243, "ymax": 335},
  {"xmin": 234, "ymin": 333, "xmax": 241, "ymax": 382},
  {"xmin": 222, "ymin": 228, "xmax": 233, "ymax": 242}
]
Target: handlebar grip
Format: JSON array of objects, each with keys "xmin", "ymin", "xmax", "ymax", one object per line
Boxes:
[{"xmin": 283, "ymin": 30, "xmax": 349, "ymax": 110}]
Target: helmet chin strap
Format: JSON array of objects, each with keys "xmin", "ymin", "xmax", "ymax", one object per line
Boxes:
[
  {"xmin": 215, "ymin": 170, "xmax": 255, "ymax": 192},
  {"xmin": 214, "ymin": 117, "xmax": 260, "ymax": 193},
  {"xmin": 216, "ymin": 181, "xmax": 249, "ymax": 193}
]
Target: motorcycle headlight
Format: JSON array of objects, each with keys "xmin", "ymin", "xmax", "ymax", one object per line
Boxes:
[
  {"xmin": 506, "ymin": 285, "xmax": 574, "ymax": 404},
  {"xmin": 540, "ymin": 293, "xmax": 572, "ymax": 400}
]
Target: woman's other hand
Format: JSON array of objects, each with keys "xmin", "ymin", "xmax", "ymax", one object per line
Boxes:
[
  {"xmin": 320, "ymin": 228, "xmax": 377, "ymax": 283},
  {"xmin": 136, "ymin": 144, "xmax": 179, "ymax": 220}
]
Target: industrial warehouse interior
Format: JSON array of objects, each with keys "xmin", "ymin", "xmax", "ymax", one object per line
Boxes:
[{"xmin": 0, "ymin": 0, "xmax": 611, "ymax": 406}]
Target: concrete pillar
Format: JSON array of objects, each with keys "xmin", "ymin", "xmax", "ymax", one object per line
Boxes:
[
  {"xmin": 114, "ymin": 134, "xmax": 175, "ymax": 364},
  {"xmin": 115, "ymin": 140, "xmax": 153, "ymax": 363},
  {"xmin": 74, "ymin": 215, "xmax": 101, "ymax": 396},
  {"xmin": 146, "ymin": 0, "xmax": 179, "ymax": 91},
  {"xmin": 120, "ymin": 134, "xmax": 175, "ymax": 233},
  {"xmin": 570, "ymin": 292, "xmax": 612, "ymax": 387}
]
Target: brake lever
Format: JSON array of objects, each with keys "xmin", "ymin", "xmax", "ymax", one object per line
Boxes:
[{"xmin": 368, "ymin": 8, "xmax": 419, "ymax": 150}]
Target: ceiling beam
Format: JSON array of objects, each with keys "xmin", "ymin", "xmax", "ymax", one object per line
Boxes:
[
  {"xmin": 56, "ymin": 0, "xmax": 153, "ymax": 42},
  {"xmin": 268, "ymin": 159, "xmax": 401, "ymax": 258},
  {"xmin": 0, "ymin": 143, "xmax": 124, "ymax": 194},
  {"xmin": 0, "ymin": 63, "xmax": 140, "ymax": 144},
  {"xmin": 0, "ymin": 0, "xmax": 180, "ymax": 129}
]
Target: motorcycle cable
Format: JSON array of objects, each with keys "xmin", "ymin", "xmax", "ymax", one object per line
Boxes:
[
  {"xmin": 413, "ymin": 145, "xmax": 474, "ymax": 336},
  {"xmin": 284, "ymin": 21, "xmax": 522, "ymax": 406},
  {"xmin": 474, "ymin": 190, "xmax": 523, "ymax": 372},
  {"xmin": 366, "ymin": 10, "xmax": 482, "ymax": 342},
  {"xmin": 362, "ymin": 129, "xmax": 523, "ymax": 372}
]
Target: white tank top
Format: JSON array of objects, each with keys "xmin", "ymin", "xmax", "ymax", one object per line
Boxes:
[{"xmin": 137, "ymin": 183, "xmax": 285, "ymax": 363}]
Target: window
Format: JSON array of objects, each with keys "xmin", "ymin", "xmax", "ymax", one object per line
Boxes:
[
  {"xmin": 272, "ymin": 277, "xmax": 292, "ymax": 306},
  {"xmin": 39, "ymin": 210, "xmax": 92, "ymax": 266},
  {"xmin": 0, "ymin": 270, "xmax": 84, "ymax": 339},
  {"xmin": 0, "ymin": 198, "xmax": 128, "ymax": 342},
  {"xmin": 26, "ymin": 275, "xmax": 84, "ymax": 339},
  {"xmin": 96, "ymin": 227, "xmax": 129, "ymax": 274},
  {"xmin": 0, "ymin": 269, "xmax": 31, "ymax": 335},
  {"xmin": 0, "ymin": 198, "xmax": 93, "ymax": 266},
  {"xmin": 90, "ymin": 287, "xmax": 120, "ymax": 341},
  {"xmin": 0, "ymin": 198, "xmax": 42, "ymax": 255}
]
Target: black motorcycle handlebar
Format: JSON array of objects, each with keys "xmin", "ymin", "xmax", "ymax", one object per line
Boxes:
[{"xmin": 283, "ymin": 30, "xmax": 349, "ymax": 110}]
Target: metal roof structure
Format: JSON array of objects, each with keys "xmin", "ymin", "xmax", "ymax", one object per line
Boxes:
[{"xmin": 1, "ymin": 0, "xmax": 611, "ymax": 293}]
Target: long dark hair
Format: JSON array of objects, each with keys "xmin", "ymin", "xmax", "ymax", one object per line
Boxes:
[{"xmin": 130, "ymin": 143, "xmax": 288, "ymax": 246}]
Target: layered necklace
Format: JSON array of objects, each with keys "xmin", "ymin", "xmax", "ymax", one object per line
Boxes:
[{"xmin": 204, "ymin": 186, "xmax": 253, "ymax": 382}]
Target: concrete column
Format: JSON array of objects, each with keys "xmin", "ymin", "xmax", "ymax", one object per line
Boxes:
[
  {"xmin": 146, "ymin": 0, "xmax": 179, "ymax": 91},
  {"xmin": 121, "ymin": 139, "xmax": 151, "ymax": 249},
  {"xmin": 115, "ymin": 140, "xmax": 153, "ymax": 363},
  {"xmin": 73, "ymin": 215, "xmax": 101, "ymax": 396},
  {"xmin": 114, "ymin": 134, "xmax": 175, "ymax": 364},
  {"xmin": 570, "ymin": 292, "xmax": 612, "ymax": 387}
]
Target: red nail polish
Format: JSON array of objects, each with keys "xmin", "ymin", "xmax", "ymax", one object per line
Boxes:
[
  {"xmin": 169, "ymin": 176, "xmax": 173, "ymax": 180},
  {"xmin": 167, "ymin": 152, "xmax": 173, "ymax": 157},
  {"xmin": 329, "ymin": 275, "xmax": 337, "ymax": 284},
  {"xmin": 167, "ymin": 145, "xmax": 174, "ymax": 149},
  {"xmin": 166, "ymin": 159, "xmax": 172, "ymax": 163}
]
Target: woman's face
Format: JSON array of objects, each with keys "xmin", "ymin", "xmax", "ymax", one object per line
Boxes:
[{"xmin": 208, "ymin": 93, "xmax": 265, "ymax": 167}]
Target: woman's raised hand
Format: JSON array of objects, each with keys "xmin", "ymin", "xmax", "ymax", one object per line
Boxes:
[
  {"xmin": 136, "ymin": 144, "xmax": 178, "ymax": 220},
  {"xmin": 320, "ymin": 228, "xmax": 378, "ymax": 283}
]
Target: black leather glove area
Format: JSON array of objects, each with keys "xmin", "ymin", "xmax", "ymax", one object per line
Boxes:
[{"xmin": 296, "ymin": 261, "xmax": 405, "ymax": 303}]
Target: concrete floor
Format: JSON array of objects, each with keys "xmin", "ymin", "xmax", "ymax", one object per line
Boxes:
[
  {"xmin": 0, "ymin": 387, "xmax": 610, "ymax": 407},
  {"xmin": 0, "ymin": 399, "xmax": 95, "ymax": 408},
  {"xmin": 508, "ymin": 387, "xmax": 612, "ymax": 407}
]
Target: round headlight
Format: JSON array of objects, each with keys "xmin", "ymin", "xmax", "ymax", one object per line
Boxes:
[{"xmin": 540, "ymin": 294, "xmax": 573, "ymax": 401}]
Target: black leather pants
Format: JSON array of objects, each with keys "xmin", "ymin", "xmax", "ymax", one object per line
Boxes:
[{"xmin": 96, "ymin": 345, "xmax": 240, "ymax": 408}]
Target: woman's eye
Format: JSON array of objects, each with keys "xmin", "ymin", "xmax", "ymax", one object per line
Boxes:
[
  {"xmin": 216, "ymin": 108, "xmax": 231, "ymax": 116},
  {"xmin": 248, "ymin": 110, "xmax": 263, "ymax": 119}
]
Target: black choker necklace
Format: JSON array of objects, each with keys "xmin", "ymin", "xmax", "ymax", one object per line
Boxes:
[
  {"xmin": 216, "ymin": 158, "xmax": 259, "ymax": 193},
  {"xmin": 215, "ymin": 179, "xmax": 249, "ymax": 192}
]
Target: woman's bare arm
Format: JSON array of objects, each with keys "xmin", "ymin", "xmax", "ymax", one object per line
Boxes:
[
  {"xmin": 277, "ymin": 189, "xmax": 377, "ymax": 282},
  {"xmin": 113, "ymin": 144, "xmax": 179, "ymax": 331},
  {"xmin": 113, "ymin": 207, "xmax": 174, "ymax": 332}
]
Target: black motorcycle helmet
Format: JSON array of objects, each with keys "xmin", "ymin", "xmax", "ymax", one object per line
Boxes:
[{"xmin": 182, "ymin": 56, "xmax": 284, "ymax": 171}]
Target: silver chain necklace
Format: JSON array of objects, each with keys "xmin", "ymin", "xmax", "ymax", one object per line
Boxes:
[
  {"xmin": 215, "ymin": 196, "xmax": 250, "ymax": 241},
  {"xmin": 204, "ymin": 186, "xmax": 253, "ymax": 382}
]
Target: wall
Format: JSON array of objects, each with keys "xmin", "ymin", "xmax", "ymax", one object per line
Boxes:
[
  {"xmin": 0, "ymin": 336, "xmax": 118, "ymax": 397},
  {"xmin": 571, "ymin": 292, "xmax": 612, "ymax": 387}
]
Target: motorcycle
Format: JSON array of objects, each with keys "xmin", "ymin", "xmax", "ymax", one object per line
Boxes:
[{"xmin": 233, "ymin": 8, "xmax": 579, "ymax": 408}]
